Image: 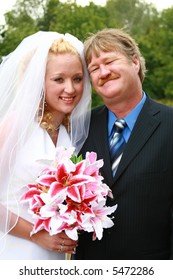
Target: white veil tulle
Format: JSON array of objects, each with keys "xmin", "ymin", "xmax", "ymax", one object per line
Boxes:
[{"xmin": 0, "ymin": 31, "xmax": 91, "ymax": 253}]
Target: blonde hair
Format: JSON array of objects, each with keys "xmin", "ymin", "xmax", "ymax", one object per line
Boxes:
[
  {"xmin": 40, "ymin": 38, "xmax": 82, "ymax": 133},
  {"xmin": 84, "ymin": 28, "xmax": 146, "ymax": 83}
]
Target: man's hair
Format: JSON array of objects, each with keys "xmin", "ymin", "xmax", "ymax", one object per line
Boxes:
[{"xmin": 84, "ymin": 28, "xmax": 146, "ymax": 82}]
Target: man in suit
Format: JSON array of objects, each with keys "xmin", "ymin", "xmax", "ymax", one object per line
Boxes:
[{"xmin": 75, "ymin": 28, "xmax": 173, "ymax": 259}]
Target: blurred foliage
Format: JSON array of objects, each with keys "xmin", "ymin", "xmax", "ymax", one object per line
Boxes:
[{"xmin": 0, "ymin": 0, "xmax": 173, "ymax": 106}]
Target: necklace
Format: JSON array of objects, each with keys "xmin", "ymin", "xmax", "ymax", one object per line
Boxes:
[
  {"xmin": 51, "ymin": 124, "xmax": 61, "ymax": 132},
  {"xmin": 54, "ymin": 124, "xmax": 60, "ymax": 131}
]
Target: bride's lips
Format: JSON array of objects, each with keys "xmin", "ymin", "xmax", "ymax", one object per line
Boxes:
[{"xmin": 60, "ymin": 96, "xmax": 75, "ymax": 103}]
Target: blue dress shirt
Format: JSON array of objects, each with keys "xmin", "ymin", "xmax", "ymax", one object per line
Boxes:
[{"xmin": 108, "ymin": 92, "xmax": 147, "ymax": 143}]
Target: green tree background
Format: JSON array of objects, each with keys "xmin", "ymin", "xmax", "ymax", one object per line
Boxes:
[{"xmin": 0, "ymin": 0, "xmax": 173, "ymax": 107}]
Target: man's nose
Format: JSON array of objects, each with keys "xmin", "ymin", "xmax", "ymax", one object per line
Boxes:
[{"xmin": 99, "ymin": 64, "xmax": 110, "ymax": 78}]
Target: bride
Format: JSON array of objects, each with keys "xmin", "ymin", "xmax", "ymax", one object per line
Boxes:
[{"xmin": 0, "ymin": 31, "xmax": 91, "ymax": 259}]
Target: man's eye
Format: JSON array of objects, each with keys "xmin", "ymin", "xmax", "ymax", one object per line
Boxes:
[
  {"xmin": 90, "ymin": 67, "xmax": 99, "ymax": 74},
  {"xmin": 106, "ymin": 60, "xmax": 114, "ymax": 65}
]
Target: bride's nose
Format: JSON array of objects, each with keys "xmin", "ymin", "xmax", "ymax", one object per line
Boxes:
[{"xmin": 64, "ymin": 80, "xmax": 75, "ymax": 94}]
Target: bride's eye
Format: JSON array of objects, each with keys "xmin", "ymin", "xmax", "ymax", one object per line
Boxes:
[
  {"xmin": 52, "ymin": 77, "xmax": 64, "ymax": 83},
  {"xmin": 73, "ymin": 76, "xmax": 83, "ymax": 83}
]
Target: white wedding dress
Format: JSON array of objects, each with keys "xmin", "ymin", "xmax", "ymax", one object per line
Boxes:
[{"xmin": 0, "ymin": 124, "xmax": 71, "ymax": 260}]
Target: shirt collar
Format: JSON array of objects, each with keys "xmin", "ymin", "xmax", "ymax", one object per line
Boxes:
[{"xmin": 108, "ymin": 92, "xmax": 146, "ymax": 136}]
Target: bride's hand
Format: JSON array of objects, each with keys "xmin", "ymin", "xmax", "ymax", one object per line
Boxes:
[
  {"xmin": 9, "ymin": 216, "xmax": 77, "ymax": 254},
  {"xmin": 30, "ymin": 230, "xmax": 77, "ymax": 254}
]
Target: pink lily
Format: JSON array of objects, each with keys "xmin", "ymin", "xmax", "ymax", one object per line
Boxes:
[
  {"xmin": 31, "ymin": 217, "xmax": 51, "ymax": 235},
  {"xmin": 89, "ymin": 200, "xmax": 118, "ymax": 240}
]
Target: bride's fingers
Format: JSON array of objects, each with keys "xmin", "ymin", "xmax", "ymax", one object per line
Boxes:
[
  {"xmin": 57, "ymin": 244, "xmax": 77, "ymax": 253},
  {"xmin": 58, "ymin": 232, "xmax": 77, "ymax": 242},
  {"xmin": 59, "ymin": 237, "xmax": 77, "ymax": 246}
]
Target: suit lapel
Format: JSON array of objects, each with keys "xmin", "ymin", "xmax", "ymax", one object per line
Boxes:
[
  {"xmin": 114, "ymin": 97, "xmax": 161, "ymax": 182},
  {"xmin": 91, "ymin": 106, "xmax": 113, "ymax": 186}
]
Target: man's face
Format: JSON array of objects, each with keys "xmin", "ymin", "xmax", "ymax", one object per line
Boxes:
[{"xmin": 88, "ymin": 50, "xmax": 140, "ymax": 107}]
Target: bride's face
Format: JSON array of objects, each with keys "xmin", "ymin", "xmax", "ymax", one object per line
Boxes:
[{"xmin": 45, "ymin": 52, "xmax": 84, "ymax": 119}]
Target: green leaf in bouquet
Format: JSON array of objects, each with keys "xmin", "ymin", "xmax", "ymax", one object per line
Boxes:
[{"xmin": 70, "ymin": 153, "xmax": 83, "ymax": 163}]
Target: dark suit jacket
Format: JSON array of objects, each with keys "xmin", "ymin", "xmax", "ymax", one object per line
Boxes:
[{"xmin": 76, "ymin": 96, "xmax": 173, "ymax": 259}]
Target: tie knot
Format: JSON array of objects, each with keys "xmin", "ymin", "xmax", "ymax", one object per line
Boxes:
[{"xmin": 114, "ymin": 118, "xmax": 126, "ymax": 133}]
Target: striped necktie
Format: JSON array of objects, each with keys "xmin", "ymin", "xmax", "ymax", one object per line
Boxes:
[{"xmin": 109, "ymin": 119, "xmax": 127, "ymax": 176}]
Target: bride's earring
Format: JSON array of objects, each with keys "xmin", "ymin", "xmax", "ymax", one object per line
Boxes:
[{"xmin": 44, "ymin": 100, "xmax": 48, "ymax": 107}]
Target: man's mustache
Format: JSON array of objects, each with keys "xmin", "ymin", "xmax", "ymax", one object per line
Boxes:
[{"xmin": 98, "ymin": 73, "xmax": 119, "ymax": 86}]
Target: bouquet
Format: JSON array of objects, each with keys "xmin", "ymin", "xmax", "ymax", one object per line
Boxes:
[{"xmin": 21, "ymin": 146, "xmax": 117, "ymax": 258}]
